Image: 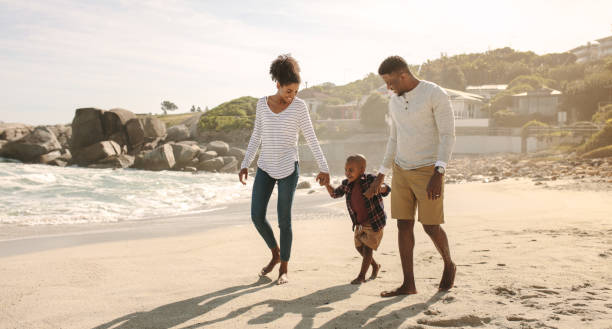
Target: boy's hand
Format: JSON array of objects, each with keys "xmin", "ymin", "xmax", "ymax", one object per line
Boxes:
[
  {"xmin": 316, "ymin": 172, "xmax": 330, "ymax": 186},
  {"xmin": 238, "ymin": 168, "xmax": 248, "ymax": 185}
]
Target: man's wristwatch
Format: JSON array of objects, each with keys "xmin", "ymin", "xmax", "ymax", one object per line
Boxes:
[{"xmin": 435, "ymin": 166, "xmax": 445, "ymax": 175}]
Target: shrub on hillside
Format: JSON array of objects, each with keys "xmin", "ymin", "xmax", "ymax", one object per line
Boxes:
[
  {"xmin": 577, "ymin": 119, "xmax": 612, "ymax": 154},
  {"xmin": 199, "ymin": 96, "xmax": 257, "ymax": 131}
]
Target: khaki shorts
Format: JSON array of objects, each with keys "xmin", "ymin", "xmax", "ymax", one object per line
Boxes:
[
  {"xmin": 354, "ymin": 225, "xmax": 384, "ymax": 250},
  {"xmin": 391, "ymin": 163, "xmax": 445, "ymax": 225}
]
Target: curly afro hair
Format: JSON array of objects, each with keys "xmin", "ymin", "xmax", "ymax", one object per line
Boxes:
[
  {"xmin": 270, "ymin": 54, "xmax": 301, "ymax": 86},
  {"xmin": 378, "ymin": 55, "xmax": 410, "ymax": 75}
]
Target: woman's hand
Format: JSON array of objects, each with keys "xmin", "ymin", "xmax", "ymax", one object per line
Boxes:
[
  {"xmin": 316, "ymin": 172, "xmax": 330, "ymax": 186},
  {"xmin": 239, "ymin": 168, "xmax": 249, "ymax": 185}
]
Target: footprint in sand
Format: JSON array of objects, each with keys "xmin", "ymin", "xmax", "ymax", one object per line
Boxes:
[
  {"xmin": 417, "ymin": 315, "xmax": 491, "ymax": 327},
  {"xmin": 493, "ymin": 286, "xmax": 517, "ymax": 297}
]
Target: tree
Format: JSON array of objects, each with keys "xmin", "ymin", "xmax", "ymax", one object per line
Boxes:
[
  {"xmin": 190, "ymin": 105, "xmax": 196, "ymax": 112},
  {"xmin": 161, "ymin": 101, "xmax": 178, "ymax": 115},
  {"xmin": 197, "ymin": 106, "xmax": 202, "ymax": 112},
  {"xmin": 359, "ymin": 93, "xmax": 388, "ymax": 127}
]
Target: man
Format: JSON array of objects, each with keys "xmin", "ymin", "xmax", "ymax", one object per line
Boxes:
[{"xmin": 365, "ymin": 55, "xmax": 456, "ymax": 297}]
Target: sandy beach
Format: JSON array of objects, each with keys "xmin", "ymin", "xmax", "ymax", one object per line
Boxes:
[{"xmin": 1, "ymin": 179, "xmax": 611, "ymax": 329}]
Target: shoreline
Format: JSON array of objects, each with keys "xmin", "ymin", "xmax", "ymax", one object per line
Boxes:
[{"xmin": 1, "ymin": 178, "xmax": 609, "ymax": 258}]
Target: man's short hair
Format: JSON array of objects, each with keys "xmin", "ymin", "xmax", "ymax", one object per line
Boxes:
[
  {"xmin": 378, "ymin": 56, "xmax": 410, "ymax": 75},
  {"xmin": 346, "ymin": 154, "xmax": 367, "ymax": 168}
]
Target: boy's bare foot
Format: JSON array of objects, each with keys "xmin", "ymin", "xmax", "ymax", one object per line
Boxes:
[
  {"xmin": 277, "ymin": 273, "xmax": 289, "ymax": 285},
  {"xmin": 259, "ymin": 254, "xmax": 280, "ymax": 277},
  {"xmin": 439, "ymin": 263, "xmax": 456, "ymax": 291},
  {"xmin": 380, "ymin": 286, "xmax": 417, "ymax": 297},
  {"xmin": 369, "ymin": 263, "xmax": 381, "ymax": 281},
  {"xmin": 351, "ymin": 276, "xmax": 367, "ymax": 285}
]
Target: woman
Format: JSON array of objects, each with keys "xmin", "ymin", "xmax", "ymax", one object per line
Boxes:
[{"xmin": 239, "ymin": 54, "xmax": 330, "ymax": 285}]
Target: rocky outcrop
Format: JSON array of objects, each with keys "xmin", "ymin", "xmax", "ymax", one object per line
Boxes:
[
  {"xmin": 1, "ymin": 126, "xmax": 62, "ymax": 162},
  {"xmin": 2, "ymin": 108, "xmax": 247, "ymax": 174}
]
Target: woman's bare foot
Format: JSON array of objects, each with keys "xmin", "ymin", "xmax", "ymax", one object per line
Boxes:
[
  {"xmin": 369, "ymin": 263, "xmax": 381, "ymax": 281},
  {"xmin": 380, "ymin": 285, "xmax": 417, "ymax": 297},
  {"xmin": 259, "ymin": 249, "xmax": 280, "ymax": 277},
  {"xmin": 351, "ymin": 275, "xmax": 367, "ymax": 285},
  {"xmin": 439, "ymin": 262, "xmax": 456, "ymax": 291},
  {"xmin": 277, "ymin": 273, "xmax": 289, "ymax": 285}
]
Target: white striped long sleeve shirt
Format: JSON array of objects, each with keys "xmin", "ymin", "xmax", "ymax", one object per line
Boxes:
[{"xmin": 241, "ymin": 97, "xmax": 329, "ymax": 179}]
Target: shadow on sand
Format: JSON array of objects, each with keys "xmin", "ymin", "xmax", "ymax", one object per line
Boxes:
[
  {"xmin": 94, "ymin": 279, "xmax": 446, "ymax": 329},
  {"xmin": 93, "ymin": 276, "xmax": 274, "ymax": 329}
]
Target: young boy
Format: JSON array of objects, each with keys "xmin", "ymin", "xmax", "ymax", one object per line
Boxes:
[{"xmin": 325, "ymin": 154, "xmax": 391, "ymax": 284}]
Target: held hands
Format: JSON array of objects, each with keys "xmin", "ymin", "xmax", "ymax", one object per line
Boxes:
[
  {"xmin": 426, "ymin": 172, "xmax": 443, "ymax": 200},
  {"xmin": 316, "ymin": 172, "xmax": 330, "ymax": 186},
  {"xmin": 238, "ymin": 168, "xmax": 249, "ymax": 185},
  {"xmin": 364, "ymin": 173, "xmax": 385, "ymax": 198}
]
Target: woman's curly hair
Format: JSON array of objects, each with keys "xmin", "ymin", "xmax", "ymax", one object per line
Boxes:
[{"xmin": 270, "ymin": 54, "xmax": 301, "ymax": 86}]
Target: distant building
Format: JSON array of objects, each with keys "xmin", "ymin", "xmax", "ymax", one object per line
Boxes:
[
  {"xmin": 465, "ymin": 84, "xmax": 508, "ymax": 101},
  {"xmin": 512, "ymin": 88, "xmax": 562, "ymax": 117},
  {"xmin": 569, "ymin": 35, "xmax": 612, "ymax": 63},
  {"xmin": 444, "ymin": 88, "xmax": 487, "ymax": 120},
  {"xmin": 596, "ymin": 35, "xmax": 612, "ymax": 58}
]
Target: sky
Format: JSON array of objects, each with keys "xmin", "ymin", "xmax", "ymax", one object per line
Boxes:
[{"xmin": 1, "ymin": 0, "xmax": 611, "ymax": 125}]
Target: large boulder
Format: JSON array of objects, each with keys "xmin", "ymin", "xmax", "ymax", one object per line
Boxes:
[
  {"xmin": 196, "ymin": 157, "xmax": 224, "ymax": 172},
  {"xmin": 73, "ymin": 140, "xmax": 122, "ymax": 165},
  {"xmin": 47, "ymin": 125, "xmax": 72, "ymax": 149},
  {"xmin": 142, "ymin": 116, "xmax": 166, "ymax": 139},
  {"xmin": 89, "ymin": 154, "xmax": 135, "ymax": 169},
  {"xmin": 38, "ymin": 150, "xmax": 62, "ymax": 164},
  {"xmin": 198, "ymin": 150, "xmax": 217, "ymax": 162},
  {"xmin": 228, "ymin": 147, "xmax": 246, "ymax": 163},
  {"xmin": 207, "ymin": 141, "xmax": 229, "ymax": 156},
  {"xmin": 170, "ymin": 143, "xmax": 200, "ymax": 168},
  {"xmin": 134, "ymin": 144, "xmax": 175, "ymax": 171},
  {"xmin": 125, "ymin": 116, "xmax": 167, "ymax": 151},
  {"xmin": 126, "ymin": 118, "xmax": 146, "ymax": 150},
  {"xmin": 1, "ymin": 126, "xmax": 61, "ymax": 162},
  {"xmin": 71, "ymin": 108, "xmax": 106, "ymax": 150},
  {"xmin": 0, "ymin": 123, "xmax": 33, "ymax": 141},
  {"xmin": 220, "ymin": 157, "xmax": 239, "ymax": 173},
  {"xmin": 102, "ymin": 109, "xmax": 136, "ymax": 148},
  {"xmin": 166, "ymin": 124, "xmax": 190, "ymax": 142}
]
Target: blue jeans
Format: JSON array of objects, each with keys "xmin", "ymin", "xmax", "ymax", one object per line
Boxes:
[{"xmin": 251, "ymin": 162, "xmax": 299, "ymax": 262}]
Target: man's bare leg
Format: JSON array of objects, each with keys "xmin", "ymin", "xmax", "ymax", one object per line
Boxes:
[
  {"xmin": 277, "ymin": 261, "xmax": 289, "ymax": 285},
  {"xmin": 381, "ymin": 220, "xmax": 417, "ymax": 297},
  {"xmin": 423, "ymin": 224, "xmax": 456, "ymax": 291},
  {"xmin": 354, "ymin": 246, "xmax": 381, "ymax": 280},
  {"xmin": 260, "ymin": 247, "xmax": 281, "ymax": 277}
]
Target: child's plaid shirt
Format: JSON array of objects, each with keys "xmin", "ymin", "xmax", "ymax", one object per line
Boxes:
[{"xmin": 329, "ymin": 173, "xmax": 390, "ymax": 232}]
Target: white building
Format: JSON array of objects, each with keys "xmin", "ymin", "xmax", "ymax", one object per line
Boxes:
[
  {"xmin": 569, "ymin": 35, "xmax": 612, "ymax": 63},
  {"xmin": 444, "ymin": 88, "xmax": 487, "ymax": 120},
  {"xmin": 512, "ymin": 88, "xmax": 562, "ymax": 117},
  {"xmin": 466, "ymin": 84, "xmax": 508, "ymax": 101}
]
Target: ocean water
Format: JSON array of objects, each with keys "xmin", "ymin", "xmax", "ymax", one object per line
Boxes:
[{"xmin": 0, "ymin": 160, "xmax": 255, "ymax": 226}]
